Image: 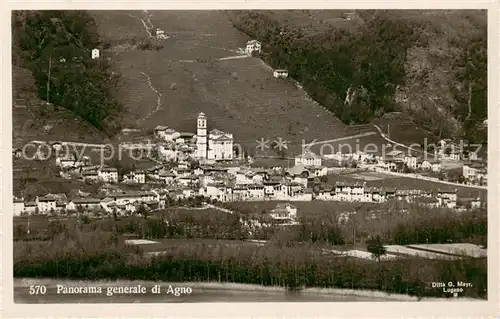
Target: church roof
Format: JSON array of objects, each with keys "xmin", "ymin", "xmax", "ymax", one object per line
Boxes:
[
  {"xmin": 211, "ymin": 134, "xmax": 233, "ymax": 141},
  {"xmin": 209, "ymin": 129, "xmax": 224, "ymax": 136}
]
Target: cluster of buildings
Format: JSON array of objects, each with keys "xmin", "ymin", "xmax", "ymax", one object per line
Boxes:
[
  {"xmin": 13, "ymin": 111, "xmax": 486, "ymax": 218},
  {"xmin": 315, "ymin": 182, "xmax": 479, "ymax": 209},
  {"xmin": 13, "ymin": 190, "xmax": 164, "ymax": 216},
  {"xmin": 154, "ymin": 112, "xmax": 234, "ymax": 162},
  {"xmin": 14, "ymin": 157, "xmax": 481, "ymax": 216}
]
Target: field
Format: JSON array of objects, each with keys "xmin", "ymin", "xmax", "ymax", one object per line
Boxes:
[
  {"xmin": 407, "ymin": 243, "xmax": 487, "ymax": 258},
  {"xmin": 87, "ymin": 10, "xmax": 387, "ymax": 156},
  {"xmin": 384, "ymin": 245, "xmax": 461, "ymax": 260}
]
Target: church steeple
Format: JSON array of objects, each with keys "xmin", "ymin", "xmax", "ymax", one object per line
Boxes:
[{"xmin": 196, "ymin": 112, "xmax": 207, "ymax": 160}]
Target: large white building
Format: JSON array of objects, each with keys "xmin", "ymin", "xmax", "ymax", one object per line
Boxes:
[
  {"xmin": 208, "ymin": 129, "xmax": 234, "ymax": 161},
  {"xmin": 196, "ymin": 112, "xmax": 234, "ymax": 161},
  {"xmin": 295, "ymin": 150, "xmax": 322, "ymax": 167},
  {"xmin": 98, "ymin": 167, "xmax": 118, "ymax": 183}
]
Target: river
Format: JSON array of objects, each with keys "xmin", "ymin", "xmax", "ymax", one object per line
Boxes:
[{"xmin": 14, "ymin": 278, "xmax": 422, "ymax": 303}]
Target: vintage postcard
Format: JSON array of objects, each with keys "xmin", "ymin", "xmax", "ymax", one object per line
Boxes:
[{"xmin": 2, "ymin": 1, "xmax": 499, "ymax": 318}]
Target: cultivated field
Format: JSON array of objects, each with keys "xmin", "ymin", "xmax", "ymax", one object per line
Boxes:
[
  {"xmin": 407, "ymin": 243, "xmax": 487, "ymax": 258},
  {"xmin": 384, "ymin": 245, "xmax": 461, "ymax": 260},
  {"xmin": 89, "ymin": 10, "xmax": 387, "ymax": 155}
]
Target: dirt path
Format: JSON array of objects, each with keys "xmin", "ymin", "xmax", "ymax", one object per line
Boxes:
[{"xmin": 140, "ymin": 71, "xmax": 163, "ymax": 124}]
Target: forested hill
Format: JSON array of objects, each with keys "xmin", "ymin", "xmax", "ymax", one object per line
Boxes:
[
  {"xmin": 228, "ymin": 10, "xmax": 487, "ymax": 144},
  {"xmin": 12, "ymin": 11, "xmax": 123, "ymax": 136}
]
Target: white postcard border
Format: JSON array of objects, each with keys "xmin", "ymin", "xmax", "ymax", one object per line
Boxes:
[{"xmin": 1, "ymin": 1, "xmax": 499, "ymax": 318}]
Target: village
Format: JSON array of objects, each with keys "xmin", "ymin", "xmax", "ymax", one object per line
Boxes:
[
  {"xmin": 10, "ymin": 10, "xmax": 490, "ymax": 305},
  {"xmin": 13, "ymin": 107, "xmax": 487, "ymax": 225}
]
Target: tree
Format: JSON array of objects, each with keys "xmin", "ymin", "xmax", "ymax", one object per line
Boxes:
[
  {"xmin": 402, "ymin": 163, "xmax": 412, "ymax": 174},
  {"xmin": 48, "ymin": 220, "xmax": 67, "ymax": 239},
  {"xmin": 366, "ymin": 235, "xmax": 386, "ymax": 262}
]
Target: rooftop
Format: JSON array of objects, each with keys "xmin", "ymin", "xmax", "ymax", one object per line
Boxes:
[
  {"xmin": 154, "ymin": 125, "xmax": 169, "ymax": 131},
  {"xmin": 72, "ymin": 197, "xmax": 102, "ymax": 204},
  {"xmin": 296, "ymin": 151, "xmax": 320, "ymax": 160}
]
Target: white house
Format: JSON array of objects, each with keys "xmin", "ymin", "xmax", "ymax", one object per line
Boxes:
[
  {"xmin": 154, "ymin": 126, "xmax": 168, "ymax": 139},
  {"xmin": 403, "ymin": 156, "xmax": 417, "ymax": 170},
  {"xmin": 437, "ymin": 189, "xmax": 457, "ymax": 209},
  {"xmin": 66, "ymin": 197, "xmax": 102, "ymax": 212},
  {"xmin": 316, "ymin": 188, "xmax": 335, "ymax": 201},
  {"xmin": 82, "ymin": 170, "xmax": 99, "ymax": 181},
  {"xmin": 24, "ymin": 201, "xmax": 37, "ymax": 214},
  {"xmin": 469, "ymin": 198, "xmax": 482, "ymax": 209},
  {"xmin": 334, "ymin": 182, "xmax": 365, "ymax": 202},
  {"xmin": 200, "ymin": 183, "xmax": 232, "ymax": 202},
  {"xmin": 51, "ymin": 141, "xmax": 64, "ymax": 152},
  {"xmin": 176, "ymin": 175, "xmax": 198, "ymax": 187},
  {"xmin": 269, "ymin": 203, "xmax": 297, "ymax": 222},
  {"xmin": 247, "ymin": 184, "xmax": 265, "ymax": 200},
  {"xmin": 36, "ymin": 195, "xmax": 57, "ymax": 213},
  {"xmin": 309, "ymin": 166, "xmax": 328, "ymax": 177},
  {"xmin": 56, "ymin": 155, "xmax": 88, "ymax": 168},
  {"xmin": 156, "ymin": 28, "xmax": 168, "ymax": 39},
  {"xmin": 431, "ymin": 160, "xmax": 441, "ymax": 172},
  {"xmin": 273, "ymin": 69, "xmax": 289, "ymax": 79},
  {"xmin": 463, "ymin": 162, "xmax": 485, "ymax": 180},
  {"xmin": 295, "ymin": 151, "xmax": 322, "ymax": 167},
  {"xmin": 245, "ymin": 39, "xmax": 262, "ymax": 55},
  {"xmin": 155, "ymin": 126, "xmax": 178, "ymax": 141},
  {"xmin": 98, "ymin": 167, "xmax": 118, "ymax": 183},
  {"xmin": 91, "ymin": 48, "xmax": 100, "ymax": 60},
  {"xmin": 13, "ymin": 197, "xmax": 25, "ymax": 216},
  {"xmin": 208, "ymin": 129, "xmax": 234, "ymax": 161},
  {"xmin": 131, "ymin": 170, "xmax": 146, "ymax": 184},
  {"xmin": 111, "ymin": 191, "xmax": 157, "ymax": 206}
]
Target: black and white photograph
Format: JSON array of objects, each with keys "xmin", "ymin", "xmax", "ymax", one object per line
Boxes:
[{"xmin": 4, "ymin": 2, "xmax": 498, "ymax": 317}]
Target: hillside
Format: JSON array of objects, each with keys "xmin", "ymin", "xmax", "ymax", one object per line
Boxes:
[
  {"xmin": 228, "ymin": 10, "xmax": 487, "ymax": 144},
  {"xmin": 12, "ymin": 11, "xmax": 123, "ymax": 142},
  {"xmin": 87, "ymin": 10, "xmax": 386, "ymax": 156},
  {"xmin": 13, "ymin": 10, "xmax": 486, "ymax": 155}
]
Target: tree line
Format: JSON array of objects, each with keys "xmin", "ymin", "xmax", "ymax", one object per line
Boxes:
[
  {"xmin": 228, "ymin": 10, "xmax": 487, "ymax": 143},
  {"xmin": 14, "ymin": 201, "xmax": 486, "ymax": 250},
  {"xmin": 14, "ymin": 227, "xmax": 487, "ymax": 299}
]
